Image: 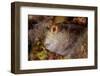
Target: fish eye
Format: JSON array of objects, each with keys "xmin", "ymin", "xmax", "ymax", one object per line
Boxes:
[{"xmin": 52, "ymin": 27, "xmax": 56, "ymax": 32}]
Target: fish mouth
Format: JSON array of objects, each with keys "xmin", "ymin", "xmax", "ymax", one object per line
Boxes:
[
  {"xmin": 44, "ymin": 38, "xmax": 77, "ymax": 56},
  {"xmin": 44, "ymin": 43, "xmax": 70, "ymax": 56}
]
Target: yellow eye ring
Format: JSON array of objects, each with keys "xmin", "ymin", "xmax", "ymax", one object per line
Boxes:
[{"xmin": 51, "ymin": 25, "xmax": 58, "ymax": 33}]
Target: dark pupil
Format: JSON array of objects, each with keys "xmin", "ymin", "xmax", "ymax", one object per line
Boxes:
[{"xmin": 53, "ymin": 27, "xmax": 56, "ymax": 32}]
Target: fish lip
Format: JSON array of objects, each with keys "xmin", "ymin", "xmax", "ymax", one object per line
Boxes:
[{"xmin": 44, "ymin": 41, "xmax": 75, "ymax": 56}]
